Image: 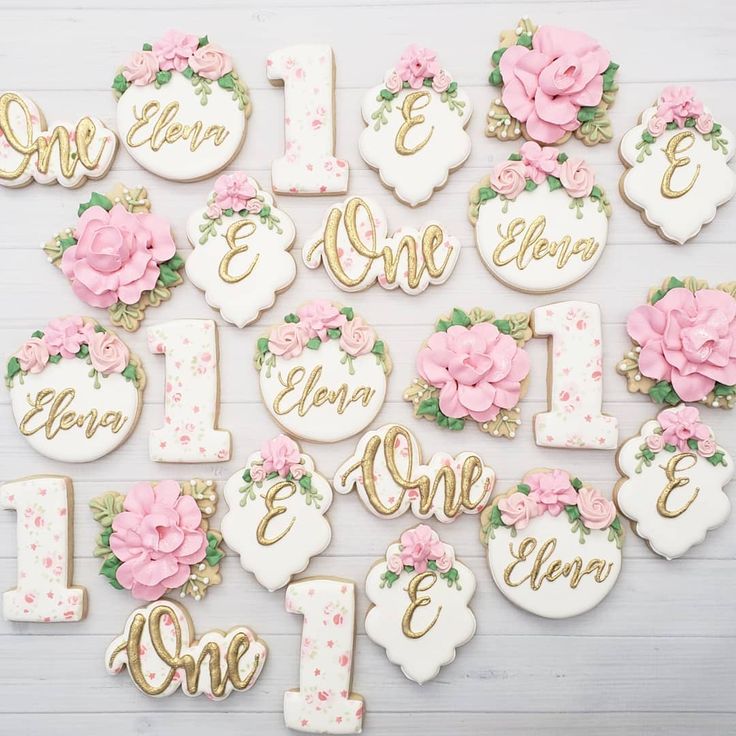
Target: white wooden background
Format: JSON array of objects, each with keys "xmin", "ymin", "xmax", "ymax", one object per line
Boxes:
[{"xmin": 0, "ymin": 1, "xmax": 735, "ymax": 734}]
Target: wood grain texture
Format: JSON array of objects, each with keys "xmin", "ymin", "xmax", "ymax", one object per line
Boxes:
[{"xmin": 0, "ymin": 1, "xmax": 734, "ymax": 734}]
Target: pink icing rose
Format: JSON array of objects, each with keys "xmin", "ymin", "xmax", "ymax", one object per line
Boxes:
[
  {"xmin": 499, "ymin": 25, "xmax": 610, "ymax": 143},
  {"xmin": 261, "ymin": 434, "xmax": 301, "ymax": 477},
  {"xmin": 498, "ymin": 491, "xmax": 541, "ymax": 530},
  {"xmin": 520, "ymin": 141, "xmax": 560, "ymax": 183},
  {"xmin": 152, "ymin": 29, "xmax": 198, "ymax": 73},
  {"xmin": 268, "ymin": 322, "xmax": 308, "ymax": 359},
  {"xmin": 490, "ymin": 159, "xmax": 527, "ymax": 199},
  {"xmin": 297, "ymin": 300, "xmax": 347, "ymax": 342},
  {"xmin": 384, "ymin": 69, "xmax": 402, "ymax": 94},
  {"xmin": 559, "ymin": 157, "xmax": 595, "ymax": 198},
  {"xmin": 87, "ymin": 331, "xmax": 130, "ymax": 375},
  {"xmin": 15, "ymin": 338, "xmax": 49, "ymax": 374},
  {"xmin": 658, "ymin": 406, "xmax": 710, "ymax": 451},
  {"xmin": 205, "ymin": 203, "xmax": 221, "ymax": 219},
  {"xmin": 396, "ymin": 44, "xmax": 440, "ymax": 90},
  {"xmin": 189, "ymin": 43, "xmax": 233, "ymax": 80},
  {"xmin": 655, "ymin": 86, "xmax": 704, "ymax": 127},
  {"xmin": 431, "ymin": 69, "xmax": 452, "ymax": 93},
  {"xmin": 434, "ymin": 551, "xmax": 453, "ymax": 573},
  {"xmin": 245, "ymin": 198, "xmax": 263, "ymax": 214},
  {"xmin": 122, "ymin": 50, "xmax": 159, "ymax": 86},
  {"xmin": 398, "ymin": 524, "xmax": 445, "ymax": 573},
  {"xmin": 696, "ymin": 113, "xmax": 714, "ymax": 135},
  {"xmin": 339, "ymin": 316, "xmax": 376, "ymax": 357},
  {"xmin": 250, "ymin": 465, "xmax": 266, "ymax": 483},
  {"xmin": 416, "ymin": 322, "xmax": 530, "ymax": 422},
  {"xmin": 524, "ymin": 468, "xmax": 578, "ymax": 516},
  {"xmin": 576, "ymin": 486, "xmax": 616, "ymax": 530},
  {"xmin": 213, "ymin": 173, "xmax": 257, "ymax": 212},
  {"xmin": 626, "ymin": 288, "xmax": 736, "ymax": 402},
  {"xmin": 697, "ymin": 437, "xmax": 717, "ymax": 458},
  {"xmin": 645, "ymin": 434, "xmax": 665, "ymax": 452},
  {"xmin": 109, "ymin": 480, "xmax": 208, "ymax": 601},
  {"xmin": 289, "ymin": 464, "xmax": 306, "ymax": 480},
  {"xmin": 62, "ymin": 205, "xmax": 176, "ymax": 308},
  {"xmin": 386, "ymin": 554, "xmax": 403, "ymax": 574},
  {"xmin": 647, "ymin": 116, "xmax": 667, "ymax": 137},
  {"xmin": 43, "ymin": 316, "xmax": 87, "ymax": 358}
]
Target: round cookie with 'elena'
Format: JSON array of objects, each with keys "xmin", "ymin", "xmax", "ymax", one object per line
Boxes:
[
  {"xmin": 481, "ymin": 468, "xmax": 624, "ymax": 618},
  {"xmin": 113, "ymin": 30, "xmax": 250, "ymax": 181},
  {"xmin": 255, "ymin": 300, "xmax": 391, "ymax": 443},
  {"xmin": 469, "ymin": 143, "xmax": 611, "ymax": 293},
  {"xmin": 5, "ymin": 316, "xmax": 144, "ymax": 463}
]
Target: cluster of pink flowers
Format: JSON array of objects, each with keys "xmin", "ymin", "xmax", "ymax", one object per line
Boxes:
[
  {"xmin": 122, "ymin": 29, "xmax": 233, "ymax": 86},
  {"xmin": 646, "ymin": 406, "xmax": 716, "ymax": 458},
  {"xmin": 647, "ymin": 87, "xmax": 713, "ymax": 137},
  {"xmin": 498, "ymin": 469, "xmax": 616, "ymax": 531},
  {"xmin": 14, "ymin": 317, "xmax": 129, "ymax": 376},
  {"xmin": 626, "ymin": 287, "xmax": 736, "ymax": 402},
  {"xmin": 416, "ymin": 321, "xmax": 530, "ymax": 423},
  {"xmin": 489, "ymin": 142, "xmax": 596, "ymax": 200},
  {"xmin": 205, "ymin": 172, "xmax": 263, "ymax": 220},
  {"xmin": 384, "ymin": 44, "xmax": 453, "ymax": 94},
  {"xmin": 250, "ymin": 434, "xmax": 307, "ymax": 482},
  {"xmin": 386, "ymin": 524, "xmax": 454, "ymax": 574},
  {"xmin": 268, "ymin": 300, "xmax": 376, "ymax": 360}
]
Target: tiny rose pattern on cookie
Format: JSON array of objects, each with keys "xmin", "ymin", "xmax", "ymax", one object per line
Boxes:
[
  {"xmin": 404, "ymin": 307, "xmax": 531, "ymax": 439},
  {"xmin": 90, "ymin": 479, "xmax": 224, "ymax": 602},
  {"xmin": 487, "ymin": 17, "xmax": 619, "ymax": 145},
  {"xmin": 618, "ymin": 277, "xmax": 736, "ymax": 409}
]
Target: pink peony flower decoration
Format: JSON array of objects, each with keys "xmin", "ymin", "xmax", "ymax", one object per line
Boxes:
[
  {"xmin": 109, "ymin": 480, "xmax": 208, "ymax": 601},
  {"xmin": 261, "ymin": 434, "xmax": 301, "ymax": 477},
  {"xmin": 15, "ymin": 338, "xmax": 49, "ymax": 374},
  {"xmin": 657, "ymin": 406, "xmax": 711, "ymax": 451},
  {"xmin": 188, "ymin": 43, "xmax": 233, "ymax": 81},
  {"xmin": 213, "ymin": 173, "xmax": 257, "ymax": 212},
  {"xmin": 297, "ymin": 300, "xmax": 347, "ymax": 342},
  {"xmin": 490, "ymin": 159, "xmax": 527, "ymax": 199},
  {"xmin": 396, "ymin": 44, "xmax": 440, "ymax": 90},
  {"xmin": 524, "ymin": 468, "xmax": 578, "ymax": 516},
  {"xmin": 398, "ymin": 524, "xmax": 447, "ymax": 573},
  {"xmin": 63, "ymin": 205, "xmax": 176, "ymax": 309},
  {"xmin": 576, "ymin": 486, "xmax": 616, "ymax": 529},
  {"xmin": 43, "ymin": 316, "xmax": 87, "ymax": 358},
  {"xmin": 416, "ymin": 322, "xmax": 530, "ymax": 423},
  {"xmin": 339, "ymin": 316, "xmax": 376, "ymax": 357},
  {"xmin": 152, "ymin": 29, "xmax": 199, "ymax": 73},
  {"xmin": 87, "ymin": 331, "xmax": 130, "ymax": 375},
  {"xmin": 122, "ymin": 50, "xmax": 159, "ymax": 86},
  {"xmin": 655, "ymin": 86, "xmax": 704, "ymax": 127},
  {"xmin": 499, "ymin": 26, "xmax": 611, "ymax": 143},
  {"xmin": 626, "ymin": 288, "xmax": 736, "ymax": 402},
  {"xmin": 268, "ymin": 322, "xmax": 308, "ymax": 360},
  {"xmin": 498, "ymin": 491, "xmax": 541, "ymax": 529},
  {"xmin": 520, "ymin": 141, "xmax": 560, "ymax": 183}
]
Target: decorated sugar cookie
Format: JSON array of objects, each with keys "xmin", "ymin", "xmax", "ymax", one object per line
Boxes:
[
  {"xmin": 5, "ymin": 316, "xmax": 145, "ymax": 463},
  {"xmin": 334, "ymin": 424, "xmax": 495, "ymax": 522},
  {"xmin": 617, "ymin": 277, "xmax": 736, "ymax": 409},
  {"xmin": 486, "ymin": 17, "xmax": 619, "ymax": 145},
  {"xmin": 404, "ymin": 307, "xmax": 531, "ymax": 439},
  {"xmin": 303, "ymin": 195, "xmax": 460, "ymax": 293},
  {"xmin": 359, "ymin": 44, "xmax": 472, "ymax": 206},
  {"xmin": 365, "ymin": 524, "xmax": 475, "ymax": 684},
  {"xmin": 481, "ymin": 468, "xmax": 623, "ymax": 618},
  {"xmin": 222, "ymin": 435, "xmax": 332, "ymax": 592},
  {"xmin": 185, "ymin": 172, "xmax": 297, "ymax": 327},
  {"xmin": 106, "ymin": 600, "xmax": 267, "ymax": 698},
  {"xmin": 113, "ymin": 30, "xmax": 250, "ymax": 181},
  {"xmin": 255, "ymin": 301, "xmax": 391, "ymax": 442},
  {"xmin": 619, "ymin": 87, "xmax": 735, "ymax": 243},
  {"xmin": 0, "ymin": 91, "xmax": 117, "ymax": 188},
  {"xmin": 2, "ymin": 475, "xmax": 86, "ymax": 622},
  {"xmin": 90, "ymin": 478, "xmax": 224, "ymax": 602},
  {"xmin": 615, "ymin": 405, "xmax": 733, "ymax": 559},
  {"xmin": 469, "ymin": 144, "xmax": 611, "ymax": 293},
  {"xmin": 43, "ymin": 184, "xmax": 184, "ymax": 332}
]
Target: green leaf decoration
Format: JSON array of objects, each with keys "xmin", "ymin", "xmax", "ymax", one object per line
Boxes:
[
  {"xmin": 508, "ymin": 152, "xmax": 523, "ymax": 161},
  {"xmin": 379, "ymin": 88, "xmax": 395, "ymax": 101},
  {"xmin": 198, "ymin": 35, "xmax": 209, "ymax": 47},
  {"xmin": 707, "ymin": 452, "xmax": 726, "ymax": 467},
  {"xmin": 284, "ymin": 313, "xmax": 300, "ymax": 324},
  {"xmin": 557, "ymin": 152, "xmax": 569, "ymax": 163},
  {"xmin": 89, "ymin": 492, "xmax": 124, "ymax": 527},
  {"xmin": 687, "ymin": 438, "xmax": 699, "ymax": 451},
  {"xmin": 447, "ymin": 81, "xmax": 458, "ymax": 94},
  {"xmin": 340, "ymin": 306, "xmax": 354, "ymax": 321},
  {"xmin": 517, "ymin": 32, "xmax": 533, "ymax": 48},
  {"xmin": 371, "ymin": 340, "xmax": 385, "ymax": 356},
  {"xmin": 78, "ymin": 192, "xmax": 113, "ymax": 216},
  {"xmin": 517, "ymin": 483, "xmax": 531, "ymax": 495},
  {"xmin": 76, "ymin": 344, "xmax": 89, "ymax": 359},
  {"xmin": 524, "ymin": 180, "xmax": 537, "ymax": 191},
  {"xmin": 664, "ymin": 443, "xmax": 677, "ymax": 452},
  {"xmin": 58, "ymin": 236, "xmax": 77, "ymax": 251},
  {"xmin": 649, "ymin": 380, "xmax": 680, "ymax": 405},
  {"xmin": 223, "ymin": 208, "xmax": 235, "ymax": 217},
  {"xmin": 577, "ymin": 106, "xmax": 597, "ymax": 123},
  {"xmin": 6, "ymin": 356, "xmax": 21, "ymax": 378},
  {"xmin": 242, "ymin": 468, "xmax": 253, "ymax": 483},
  {"xmin": 493, "ymin": 319, "xmax": 511, "ymax": 334},
  {"xmin": 436, "ymin": 319, "xmax": 451, "ymax": 332},
  {"xmin": 685, "ymin": 117, "xmax": 696, "ymax": 128},
  {"xmin": 142, "ymin": 42, "xmax": 152, "ymax": 51},
  {"xmin": 601, "ymin": 61, "xmax": 619, "ymax": 92},
  {"xmin": 31, "ymin": 330, "xmax": 44, "ymax": 339},
  {"xmin": 48, "ymin": 354, "xmax": 62, "ymax": 364},
  {"xmin": 299, "ymin": 475, "xmax": 312, "ymax": 491},
  {"xmin": 205, "ymin": 532, "xmax": 224, "ymax": 566},
  {"xmin": 571, "ymin": 476, "xmax": 583, "ymax": 491},
  {"xmin": 327, "ymin": 328, "xmax": 341, "ymax": 340},
  {"xmin": 181, "ymin": 66, "xmax": 195, "ymax": 79},
  {"xmin": 547, "ymin": 175, "xmax": 563, "ymax": 191},
  {"xmin": 158, "ymin": 257, "xmax": 184, "ymax": 287},
  {"xmin": 489, "ymin": 68, "xmax": 503, "ymax": 86},
  {"xmin": 478, "ymin": 186, "xmax": 497, "ymax": 202},
  {"xmin": 417, "ymin": 397, "xmax": 439, "ymax": 417},
  {"xmin": 714, "ymin": 383, "xmax": 735, "ymax": 397},
  {"xmin": 112, "ymin": 73, "xmax": 129, "ymax": 94},
  {"xmin": 257, "ymin": 337, "xmax": 269, "ymax": 355},
  {"xmin": 306, "ymin": 337, "xmax": 321, "ymax": 350},
  {"xmin": 590, "ymin": 185, "xmax": 603, "ymax": 200},
  {"xmin": 218, "ymin": 72, "xmax": 236, "ymax": 90},
  {"xmin": 381, "ymin": 570, "xmax": 400, "ymax": 588},
  {"xmin": 100, "ymin": 555, "xmax": 123, "ymax": 590},
  {"xmin": 122, "ymin": 364, "xmax": 138, "ymax": 382},
  {"xmin": 565, "ymin": 504, "xmax": 581, "ymax": 521},
  {"xmin": 490, "ymin": 504, "xmax": 504, "ymax": 528},
  {"xmin": 450, "ymin": 308, "xmax": 471, "ymax": 327},
  {"xmin": 156, "ymin": 70, "xmax": 172, "ymax": 85},
  {"xmin": 423, "ymin": 78, "xmax": 433, "ymax": 87},
  {"xmin": 650, "ymin": 277, "xmax": 685, "ymax": 304},
  {"xmin": 491, "ymin": 47, "xmax": 507, "ymax": 65}
]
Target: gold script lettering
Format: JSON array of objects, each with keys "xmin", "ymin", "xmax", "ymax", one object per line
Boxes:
[
  {"xmin": 401, "ymin": 572, "xmax": 441, "ymax": 639},
  {"xmin": 657, "ymin": 452, "xmax": 700, "ymax": 518},
  {"xmin": 661, "ymin": 130, "xmax": 700, "ymax": 198},
  {"xmin": 256, "ymin": 480, "xmax": 297, "ymax": 546},
  {"xmin": 219, "ymin": 220, "xmax": 260, "ymax": 284},
  {"xmin": 395, "ymin": 91, "xmax": 434, "ymax": 156}
]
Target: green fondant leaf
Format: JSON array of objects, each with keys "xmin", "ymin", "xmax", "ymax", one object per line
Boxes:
[
  {"xmin": 493, "ymin": 319, "xmax": 511, "ymax": 334},
  {"xmin": 122, "ymin": 364, "xmax": 137, "ymax": 382},
  {"xmin": 687, "ymin": 438, "xmax": 699, "ymax": 450},
  {"xmin": 571, "ymin": 477, "xmax": 583, "ymax": 491},
  {"xmin": 156, "ymin": 70, "xmax": 172, "ymax": 85},
  {"xmin": 327, "ymin": 328, "xmax": 341, "ymax": 339},
  {"xmin": 198, "ymin": 35, "xmax": 209, "ymax": 47},
  {"xmin": 371, "ymin": 340, "xmax": 385, "ymax": 355},
  {"xmin": 714, "ymin": 383, "xmax": 735, "ymax": 397},
  {"xmin": 48, "ymin": 354, "xmax": 62, "ymax": 364},
  {"xmin": 524, "ymin": 180, "xmax": 537, "ymax": 191},
  {"xmin": 590, "ymin": 185, "xmax": 603, "ymax": 200},
  {"xmin": 31, "ymin": 330, "xmax": 44, "ymax": 339},
  {"xmin": 451, "ymin": 308, "xmax": 471, "ymax": 327},
  {"xmin": 59, "ymin": 237, "xmax": 77, "ymax": 251},
  {"xmin": 517, "ymin": 483, "xmax": 531, "ymax": 495},
  {"xmin": 664, "ymin": 443, "xmax": 677, "ymax": 452},
  {"xmin": 491, "ymin": 47, "xmax": 507, "ymax": 66},
  {"xmin": 565, "ymin": 504, "xmax": 581, "ymax": 521},
  {"xmin": 340, "ymin": 306, "xmax": 354, "ymax": 321},
  {"xmin": 218, "ymin": 72, "xmax": 236, "ymax": 90},
  {"xmin": 299, "ymin": 475, "xmax": 312, "ymax": 491},
  {"xmin": 641, "ymin": 131, "xmax": 656, "ymax": 144},
  {"xmin": 78, "ymin": 192, "xmax": 113, "ymax": 216},
  {"xmin": 517, "ymin": 32, "xmax": 533, "ymax": 48},
  {"xmin": 100, "ymin": 555, "xmax": 123, "ymax": 590},
  {"xmin": 649, "ymin": 380, "xmax": 680, "ymax": 405},
  {"xmin": 284, "ymin": 313, "xmax": 300, "ymax": 323},
  {"xmin": 547, "ymin": 175, "xmax": 563, "ymax": 191},
  {"xmin": 112, "ymin": 73, "xmax": 129, "ymax": 94},
  {"xmin": 577, "ymin": 106, "xmax": 597, "ymax": 122},
  {"xmin": 205, "ymin": 532, "xmax": 224, "ymax": 566},
  {"xmin": 6, "ymin": 356, "xmax": 21, "ymax": 378},
  {"xmin": 76, "ymin": 344, "xmax": 89, "ymax": 359},
  {"xmin": 181, "ymin": 66, "xmax": 195, "ymax": 79},
  {"xmin": 489, "ymin": 68, "xmax": 503, "ymax": 86},
  {"xmin": 257, "ymin": 337, "xmax": 269, "ymax": 355},
  {"xmin": 447, "ymin": 81, "xmax": 457, "ymax": 94},
  {"xmin": 556, "ymin": 152, "xmax": 569, "ymax": 163},
  {"xmin": 417, "ymin": 397, "xmax": 439, "ymax": 417},
  {"xmin": 306, "ymin": 337, "xmax": 321, "ymax": 350},
  {"xmin": 508, "ymin": 152, "xmax": 522, "ymax": 161},
  {"xmin": 490, "ymin": 504, "xmax": 504, "ymax": 528},
  {"xmin": 478, "ymin": 186, "xmax": 497, "ymax": 202},
  {"xmin": 142, "ymin": 42, "xmax": 152, "ymax": 51}
]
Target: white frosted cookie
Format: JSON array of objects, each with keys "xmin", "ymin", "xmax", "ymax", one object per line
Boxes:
[
  {"xmin": 256, "ymin": 301, "xmax": 391, "ymax": 442},
  {"xmin": 0, "ymin": 91, "xmax": 117, "ymax": 188},
  {"xmin": 365, "ymin": 524, "xmax": 475, "ymax": 684},
  {"xmin": 186, "ymin": 172, "xmax": 297, "ymax": 327},
  {"xmin": 114, "ymin": 30, "xmax": 250, "ymax": 181},
  {"xmin": 615, "ymin": 404, "xmax": 733, "ymax": 559},
  {"xmin": 5, "ymin": 316, "xmax": 144, "ymax": 462},
  {"xmin": 359, "ymin": 44, "xmax": 471, "ymax": 206},
  {"xmin": 481, "ymin": 468, "xmax": 623, "ymax": 618},
  {"xmin": 222, "ymin": 435, "xmax": 333, "ymax": 591},
  {"xmin": 619, "ymin": 87, "xmax": 735, "ymax": 244}
]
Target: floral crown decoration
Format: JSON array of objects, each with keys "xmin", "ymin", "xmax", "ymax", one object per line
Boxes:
[
  {"xmin": 480, "ymin": 468, "xmax": 624, "ymax": 548},
  {"xmin": 370, "ymin": 44, "xmax": 465, "ymax": 130},
  {"xmin": 618, "ymin": 276, "xmax": 736, "ymax": 409},
  {"xmin": 468, "ymin": 142, "xmax": 611, "ymax": 223},
  {"xmin": 5, "ymin": 316, "xmax": 144, "ymax": 391},
  {"xmin": 486, "ymin": 16, "xmax": 619, "ymax": 146},
  {"xmin": 90, "ymin": 479, "xmax": 225, "ymax": 602},
  {"xmin": 112, "ymin": 29, "xmax": 250, "ymax": 113},
  {"xmin": 404, "ymin": 307, "xmax": 531, "ymax": 439}
]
